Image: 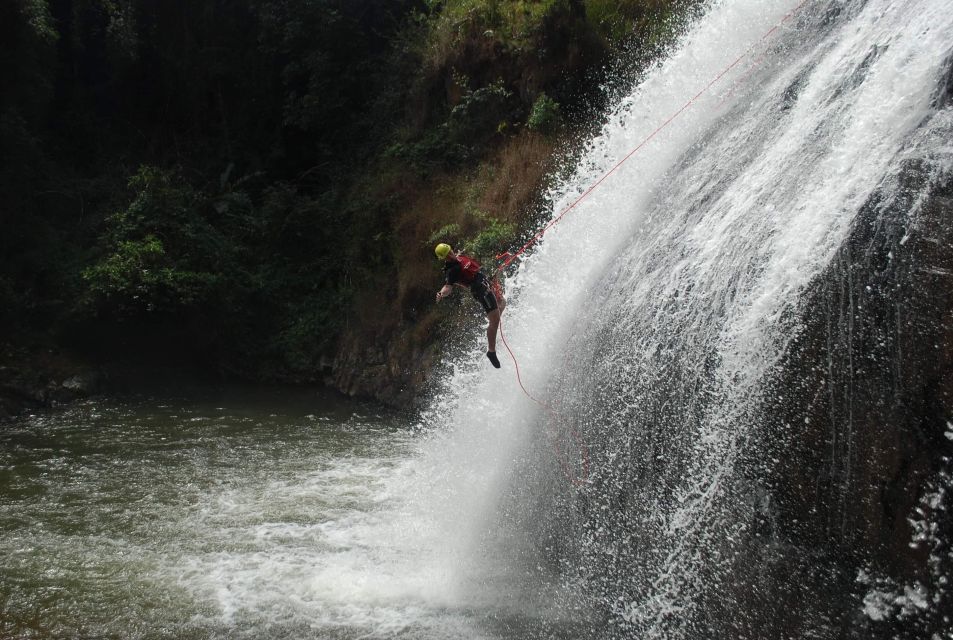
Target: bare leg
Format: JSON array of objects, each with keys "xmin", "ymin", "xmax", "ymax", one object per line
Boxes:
[
  {"xmin": 486, "ymin": 308, "xmax": 501, "ymax": 352},
  {"xmin": 487, "ymin": 287, "xmax": 506, "ymax": 352}
]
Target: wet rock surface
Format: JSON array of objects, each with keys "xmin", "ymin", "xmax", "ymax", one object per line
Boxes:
[
  {"xmin": 750, "ymin": 163, "xmax": 953, "ymax": 637},
  {"xmin": 0, "ymin": 347, "xmax": 104, "ymax": 421}
]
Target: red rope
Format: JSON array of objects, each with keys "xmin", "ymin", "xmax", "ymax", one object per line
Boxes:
[
  {"xmin": 490, "ymin": 0, "xmax": 812, "ymax": 488},
  {"xmin": 498, "ymin": 315, "xmax": 591, "ymax": 487},
  {"xmin": 492, "ymin": 0, "xmax": 812, "ymax": 278},
  {"xmin": 717, "ymin": 0, "xmax": 812, "ymax": 108}
]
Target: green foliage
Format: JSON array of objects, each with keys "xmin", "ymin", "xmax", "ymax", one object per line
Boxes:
[
  {"xmin": 385, "ymin": 129, "xmax": 472, "ymax": 169},
  {"xmin": 447, "ymin": 79, "xmax": 515, "ymax": 140},
  {"xmin": 585, "ymin": 0, "xmax": 635, "ymax": 43},
  {"xmin": 18, "ymin": 0, "xmax": 58, "ymax": 42},
  {"xmin": 0, "ymin": 0, "xmax": 698, "ymax": 382},
  {"xmin": 1, "ymin": 1, "xmax": 58, "ymax": 119},
  {"xmin": 82, "ymin": 236, "xmax": 220, "ymax": 311},
  {"xmin": 585, "ymin": 0, "xmax": 695, "ymax": 58},
  {"xmin": 427, "ymin": 223, "xmax": 463, "ymax": 247},
  {"xmin": 387, "ymin": 78, "xmax": 517, "ymax": 168},
  {"xmin": 247, "ymin": 180, "xmax": 359, "ymax": 365},
  {"xmin": 426, "ymin": 214, "xmax": 514, "ymax": 271},
  {"xmin": 467, "ymin": 218, "xmax": 516, "ymax": 264},
  {"xmin": 465, "ymin": 216, "xmax": 516, "ymax": 265},
  {"xmin": 101, "ymin": 0, "xmax": 140, "ymax": 64},
  {"xmin": 253, "ymin": 0, "xmax": 423, "ymax": 167},
  {"xmin": 527, "ymin": 92, "xmax": 561, "ymax": 133},
  {"xmin": 443, "ymin": 82, "xmax": 515, "ymax": 163},
  {"xmin": 79, "ymin": 164, "xmax": 355, "ymax": 371},
  {"xmin": 433, "ymin": 0, "xmax": 560, "ymax": 48},
  {"xmin": 81, "ymin": 166, "xmax": 238, "ymax": 316}
]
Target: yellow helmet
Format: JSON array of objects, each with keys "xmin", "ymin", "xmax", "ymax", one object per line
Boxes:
[{"xmin": 434, "ymin": 243, "xmax": 452, "ymax": 260}]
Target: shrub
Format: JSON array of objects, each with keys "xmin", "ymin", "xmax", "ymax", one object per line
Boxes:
[
  {"xmin": 81, "ymin": 166, "xmax": 236, "ymax": 317},
  {"xmin": 527, "ymin": 92, "xmax": 561, "ymax": 133},
  {"xmin": 82, "ymin": 235, "xmax": 221, "ymax": 312},
  {"xmin": 446, "ymin": 79, "xmax": 516, "ymax": 147},
  {"xmin": 428, "ymin": 223, "xmax": 463, "ymax": 247},
  {"xmin": 465, "ymin": 216, "xmax": 516, "ymax": 266}
]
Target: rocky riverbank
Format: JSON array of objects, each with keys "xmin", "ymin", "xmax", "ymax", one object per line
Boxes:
[{"xmin": 0, "ymin": 344, "xmax": 103, "ymax": 420}]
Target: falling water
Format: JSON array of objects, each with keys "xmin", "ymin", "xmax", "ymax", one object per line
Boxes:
[
  {"xmin": 2, "ymin": 0, "xmax": 952, "ymax": 638},
  {"xmin": 420, "ymin": 0, "xmax": 953, "ymax": 637}
]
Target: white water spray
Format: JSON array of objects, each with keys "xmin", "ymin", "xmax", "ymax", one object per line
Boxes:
[
  {"xmin": 2, "ymin": 1, "xmax": 951, "ymax": 638},
  {"xmin": 410, "ymin": 0, "xmax": 953, "ymax": 636}
]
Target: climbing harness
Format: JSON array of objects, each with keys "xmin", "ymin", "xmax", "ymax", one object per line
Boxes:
[{"xmin": 489, "ymin": 0, "xmax": 813, "ymax": 489}]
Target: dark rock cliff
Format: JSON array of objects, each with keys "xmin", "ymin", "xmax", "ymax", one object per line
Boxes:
[
  {"xmin": 746, "ymin": 160, "xmax": 953, "ymax": 637},
  {"xmin": 508, "ymin": 83, "xmax": 953, "ymax": 639}
]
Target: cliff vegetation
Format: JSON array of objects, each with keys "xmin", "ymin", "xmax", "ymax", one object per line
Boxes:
[{"xmin": 0, "ymin": 0, "xmax": 698, "ymax": 411}]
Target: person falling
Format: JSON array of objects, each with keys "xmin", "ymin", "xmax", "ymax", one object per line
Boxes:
[{"xmin": 434, "ymin": 243, "xmax": 507, "ymax": 368}]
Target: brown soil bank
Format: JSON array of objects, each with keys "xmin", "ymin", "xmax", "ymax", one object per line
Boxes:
[{"xmin": 321, "ymin": 1, "xmax": 699, "ymax": 406}]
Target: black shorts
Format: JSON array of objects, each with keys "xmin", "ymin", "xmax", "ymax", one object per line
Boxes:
[{"xmin": 471, "ymin": 280, "xmax": 498, "ymax": 313}]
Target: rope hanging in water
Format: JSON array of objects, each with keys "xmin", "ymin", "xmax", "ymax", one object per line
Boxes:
[
  {"xmin": 492, "ymin": 0, "xmax": 813, "ymax": 488},
  {"xmin": 498, "ymin": 314, "xmax": 591, "ymax": 487}
]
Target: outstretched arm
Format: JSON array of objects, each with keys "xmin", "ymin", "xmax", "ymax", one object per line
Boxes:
[{"xmin": 436, "ymin": 284, "xmax": 454, "ymax": 301}]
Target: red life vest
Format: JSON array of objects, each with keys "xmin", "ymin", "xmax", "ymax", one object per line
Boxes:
[{"xmin": 456, "ymin": 254, "xmax": 482, "ymax": 285}]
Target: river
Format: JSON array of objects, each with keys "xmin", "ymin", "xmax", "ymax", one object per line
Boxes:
[
  {"xmin": 4, "ymin": 0, "xmax": 952, "ymax": 637},
  {"xmin": 0, "ymin": 389, "xmax": 580, "ymax": 639}
]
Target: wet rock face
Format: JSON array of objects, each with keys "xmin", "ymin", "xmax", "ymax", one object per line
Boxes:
[
  {"xmin": 0, "ymin": 342, "xmax": 107, "ymax": 420},
  {"xmin": 0, "ymin": 362, "xmax": 103, "ymax": 421},
  {"xmin": 522, "ymin": 161, "xmax": 953, "ymax": 639},
  {"xmin": 932, "ymin": 53, "xmax": 953, "ymax": 108},
  {"xmin": 327, "ymin": 328, "xmax": 438, "ymax": 409},
  {"xmin": 751, "ymin": 163, "xmax": 953, "ymax": 637}
]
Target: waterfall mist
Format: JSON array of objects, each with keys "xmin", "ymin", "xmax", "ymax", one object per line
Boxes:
[{"xmin": 418, "ymin": 1, "xmax": 953, "ymax": 638}]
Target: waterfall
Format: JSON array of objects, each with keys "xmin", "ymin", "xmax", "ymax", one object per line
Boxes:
[{"xmin": 415, "ymin": 0, "xmax": 953, "ymax": 638}]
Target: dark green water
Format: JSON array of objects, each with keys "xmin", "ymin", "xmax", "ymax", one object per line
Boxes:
[
  {"xmin": 0, "ymin": 389, "xmax": 585, "ymax": 640},
  {"xmin": 0, "ymin": 389, "xmax": 431, "ymax": 639}
]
